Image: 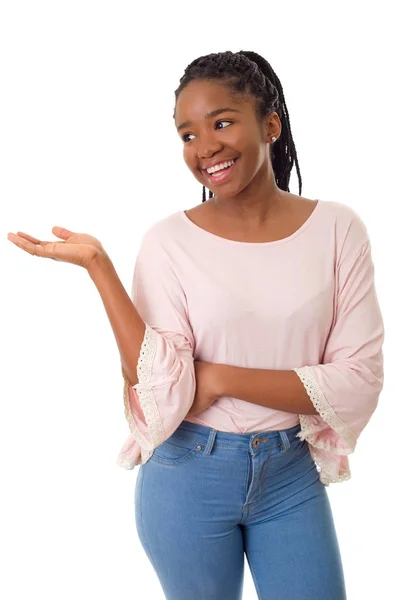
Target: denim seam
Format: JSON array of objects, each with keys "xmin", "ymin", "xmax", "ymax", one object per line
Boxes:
[
  {"xmin": 240, "ymin": 452, "xmax": 252, "ymax": 524},
  {"xmin": 205, "ymin": 443, "xmax": 281, "ymax": 452},
  {"xmin": 168, "ymin": 439, "xmax": 282, "ymax": 452},
  {"xmin": 162, "ymin": 439, "xmax": 202, "ymax": 450},
  {"xmin": 138, "ymin": 466, "xmax": 157, "ymax": 568},
  {"xmin": 151, "ymin": 450, "xmax": 199, "ymax": 465}
]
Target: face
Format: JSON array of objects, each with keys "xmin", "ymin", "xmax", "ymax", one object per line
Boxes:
[{"xmin": 174, "ymin": 79, "xmax": 281, "ymax": 199}]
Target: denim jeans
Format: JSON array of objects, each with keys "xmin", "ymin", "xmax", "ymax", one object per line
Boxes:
[{"xmin": 134, "ymin": 421, "xmax": 347, "ymax": 600}]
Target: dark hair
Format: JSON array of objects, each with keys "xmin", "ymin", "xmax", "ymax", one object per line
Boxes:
[{"xmin": 173, "ymin": 50, "xmax": 302, "ymax": 203}]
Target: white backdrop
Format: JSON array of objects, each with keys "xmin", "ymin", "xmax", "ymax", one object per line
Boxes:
[{"xmin": 1, "ymin": 1, "xmax": 398, "ymax": 598}]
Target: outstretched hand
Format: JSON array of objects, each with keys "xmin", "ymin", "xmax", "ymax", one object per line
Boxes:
[
  {"xmin": 7, "ymin": 226, "xmax": 107, "ymax": 270},
  {"xmin": 187, "ymin": 360, "xmax": 222, "ymax": 418}
]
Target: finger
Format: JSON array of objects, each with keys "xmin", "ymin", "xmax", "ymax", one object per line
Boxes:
[
  {"xmin": 12, "ymin": 232, "xmax": 55, "ymax": 247},
  {"xmin": 8, "ymin": 233, "xmax": 57, "ymax": 259},
  {"xmin": 15, "ymin": 231, "xmax": 43, "ymax": 244},
  {"xmin": 7, "ymin": 233, "xmax": 36, "ymax": 256},
  {"xmin": 15, "ymin": 229, "xmax": 74, "ymax": 244},
  {"xmin": 52, "ymin": 226, "xmax": 75, "ymax": 239}
]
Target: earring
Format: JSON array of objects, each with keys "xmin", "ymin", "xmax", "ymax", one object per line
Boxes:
[{"xmin": 271, "ymin": 136, "xmax": 277, "ymax": 143}]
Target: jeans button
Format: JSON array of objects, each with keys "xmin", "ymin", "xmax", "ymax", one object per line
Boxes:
[{"xmin": 252, "ymin": 438, "xmax": 260, "ymax": 447}]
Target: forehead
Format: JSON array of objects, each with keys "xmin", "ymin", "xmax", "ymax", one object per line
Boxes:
[{"xmin": 175, "ymin": 80, "xmax": 249, "ymax": 122}]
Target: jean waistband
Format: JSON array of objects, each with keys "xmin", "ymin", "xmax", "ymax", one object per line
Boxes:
[{"xmin": 174, "ymin": 420, "xmax": 302, "ymax": 455}]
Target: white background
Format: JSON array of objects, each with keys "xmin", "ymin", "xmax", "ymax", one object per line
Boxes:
[{"xmin": 1, "ymin": 1, "xmax": 398, "ymax": 598}]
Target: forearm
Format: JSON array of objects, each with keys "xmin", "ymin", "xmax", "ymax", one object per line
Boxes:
[
  {"xmin": 88, "ymin": 253, "xmax": 146, "ymax": 387},
  {"xmin": 216, "ymin": 365, "xmax": 318, "ymax": 415}
]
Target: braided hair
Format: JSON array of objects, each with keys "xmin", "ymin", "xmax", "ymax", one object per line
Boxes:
[{"xmin": 173, "ymin": 50, "xmax": 302, "ymax": 203}]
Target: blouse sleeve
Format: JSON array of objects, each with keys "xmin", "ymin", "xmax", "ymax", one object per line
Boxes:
[
  {"xmin": 116, "ymin": 228, "xmax": 196, "ymax": 470},
  {"xmin": 292, "ymin": 216, "xmax": 385, "ymax": 486}
]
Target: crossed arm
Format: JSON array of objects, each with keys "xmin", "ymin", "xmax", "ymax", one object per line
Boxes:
[
  {"xmin": 207, "ymin": 362, "xmax": 318, "ymax": 415},
  {"xmin": 215, "ymin": 364, "xmax": 318, "ymax": 415}
]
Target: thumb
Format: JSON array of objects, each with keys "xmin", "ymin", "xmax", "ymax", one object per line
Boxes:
[{"xmin": 52, "ymin": 226, "xmax": 75, "ymax": 240}]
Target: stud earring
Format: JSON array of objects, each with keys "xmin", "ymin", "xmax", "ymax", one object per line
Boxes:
[{"xmin": 271, "ymin": 136, "xmax": 277, "ymax": 143}]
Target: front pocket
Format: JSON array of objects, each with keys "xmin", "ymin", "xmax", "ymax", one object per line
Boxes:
[
  {"xmin": 151, "ymin": 436, "xmax": 203, "ymax": 466},
  {"xmin": 289, "ymin": 436, "xmax": 309, "ymax": 456}
]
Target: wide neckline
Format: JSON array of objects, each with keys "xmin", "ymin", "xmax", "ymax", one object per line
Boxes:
[{"xmin": 179, "ymin": 199, "xmax": 321, "ymax": 247}]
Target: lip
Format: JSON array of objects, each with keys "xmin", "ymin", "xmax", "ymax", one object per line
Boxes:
[
  {"xmin": 201, "ymin": 157, "xmax": 239, "ymax": 170},
  {"xmin": 204, "ymin": 157, "xmax": 239, "ymax": 185}
]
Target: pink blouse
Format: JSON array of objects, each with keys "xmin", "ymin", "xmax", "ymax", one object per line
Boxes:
[{"xmin": 117, "ymin": 199, "xmax": 385, "ymax": 486}]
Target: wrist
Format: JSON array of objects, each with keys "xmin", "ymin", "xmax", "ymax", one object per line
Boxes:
[
  {"xmin": 87, "ymin": 251, "xmax": 114, "ymax": 280},
  {"xmin": 214, "ymin": 363, "xmax": 229, "ymax": 398}
]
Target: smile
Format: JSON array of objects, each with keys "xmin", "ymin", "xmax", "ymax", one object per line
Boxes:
[{"xmin": 204, "ymin": 157, "xmax": 239, "ymax": 185}]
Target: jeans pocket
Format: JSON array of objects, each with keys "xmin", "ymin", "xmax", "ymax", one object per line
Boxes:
[
  {"xmin": 289, "ymin": 435, "xmax": 309, "ymax": 456},
  {"xmin": 151, "ymin": 435, "xmax": 203, "ymax": 466}
]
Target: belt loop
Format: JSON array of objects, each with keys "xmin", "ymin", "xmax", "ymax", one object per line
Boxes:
[
  {"xmin": 279, "ymin": 430, "xmax": 290, "ymax": 452},
  {"xmin": 204, "ymin": 428, "xmax": 217, "ymax": 455}
]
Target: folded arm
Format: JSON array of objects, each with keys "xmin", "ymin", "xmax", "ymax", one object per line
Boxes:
[{"xmin": 215, "ymin": 365, "xmax": 318, "ymax": 415}]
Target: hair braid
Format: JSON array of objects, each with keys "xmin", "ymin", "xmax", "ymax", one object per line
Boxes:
[{"xmin": 174, "ymin": 50, "xmax": 302, "ymax": 202}]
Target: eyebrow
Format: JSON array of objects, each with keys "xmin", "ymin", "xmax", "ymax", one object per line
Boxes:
[{"xmin": 176, "ymin": 107, "xmax": 241, "ymax": 132}]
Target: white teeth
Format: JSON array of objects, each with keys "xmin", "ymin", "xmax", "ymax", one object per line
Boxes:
[{"xmin": 206, "ymin": 159, "xmax": 235, "ymax": 174}]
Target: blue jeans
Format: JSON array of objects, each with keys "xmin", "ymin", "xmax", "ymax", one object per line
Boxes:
[{"xmin": 135, "ymin": 421, "xmax": 347, "ymax": 600}]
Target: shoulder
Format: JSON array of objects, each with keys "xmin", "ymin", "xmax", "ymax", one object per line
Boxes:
[
  {"xmin": 277, "ymin": 194, "xmax": 370, "ymax": 248},
  {"xmin": 320, "ymin": 198, "xmax": 367, "ymax": 223},
  {"xmin": 316, "ymin": 199, "xmax": 372, "ymax": 269},
  {"xmin": 139, "ymin": 210, "xmax": 185, "ymax": 246},
  {"xmin": 318, "ymin": 199, "xmax": 370, "ymax": 245},
  {"xmin": 133, "ymin": 211, "xmax": 191, "ymax": 273}
]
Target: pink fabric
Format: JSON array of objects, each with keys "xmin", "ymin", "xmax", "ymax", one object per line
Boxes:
[{"xmin": 116, "ymin": 199, "xmax": 385, "ymax": 485}]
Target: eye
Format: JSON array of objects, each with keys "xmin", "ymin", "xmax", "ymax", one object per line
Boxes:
[
  {"xmin": 215, "ymin": 120, "xmax": 232, "ymax": 130},
  {"xmin": 182, "ymin": 132, "xmax": 194, "ymax": 143},
  {"xmin": 181, "ymin": 120, "xmax": 232, "ymax": 143}
]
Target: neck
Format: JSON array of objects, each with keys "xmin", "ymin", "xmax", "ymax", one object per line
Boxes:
[{"xmin": 211, "ymin": 181, "xmax": 289, "ymax": 226}]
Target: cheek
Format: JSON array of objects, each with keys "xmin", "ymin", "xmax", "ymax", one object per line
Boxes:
[
  {"xmin": 183, "ymin": 152, "xmax": 204, "ymax": 184},
  {"xmin": 183, "ymin": 147, "xmax": 196, "ymax": 169},
  {"xmin": 183, "ymin": 148, "xmax": 203, "ymax": 176},
  {"xmin": 244, "ymin": 141, "xmax": 265, "ymax": 171}
]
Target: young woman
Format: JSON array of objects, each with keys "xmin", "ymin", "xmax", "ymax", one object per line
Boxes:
[{"xmin": 8, "ymin": 50, "xmax": 384, "ymax": 600}]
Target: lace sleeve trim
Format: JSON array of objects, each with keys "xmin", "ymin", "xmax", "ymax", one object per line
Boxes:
[
  {"xmin": 293, "ymin": 365, "xmax": 357, "ymax": 485},
  {"xmin": 121, "ymin": 323, "xmax": 164, "ymax": 449}
]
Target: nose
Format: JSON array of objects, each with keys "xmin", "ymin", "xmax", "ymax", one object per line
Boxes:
[{"xmin": 196, "ymin": 134, "xmax": 223, "ymax": 159}]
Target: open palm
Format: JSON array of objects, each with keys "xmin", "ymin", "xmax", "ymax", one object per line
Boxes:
[{"xmin": 7, "ymin": 226, "xmax": 106, "ymax": 269}]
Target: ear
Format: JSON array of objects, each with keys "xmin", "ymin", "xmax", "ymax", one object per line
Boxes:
[
  {"xmin": 264, "ymin": 112, "xmax": 281, "ymax": 143},
  {"xmin": 267, "ymin": 112, "xmax": 282, "ymax": 142}
]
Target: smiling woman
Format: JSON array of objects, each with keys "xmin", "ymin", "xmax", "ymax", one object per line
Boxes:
[
  {"xmin": 122, "ymin": 49, "xmax": 385, "ymax": 600},
  {"xmin": 7, "ymin": 47, "xmax": 382, "ymax": 600}
]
